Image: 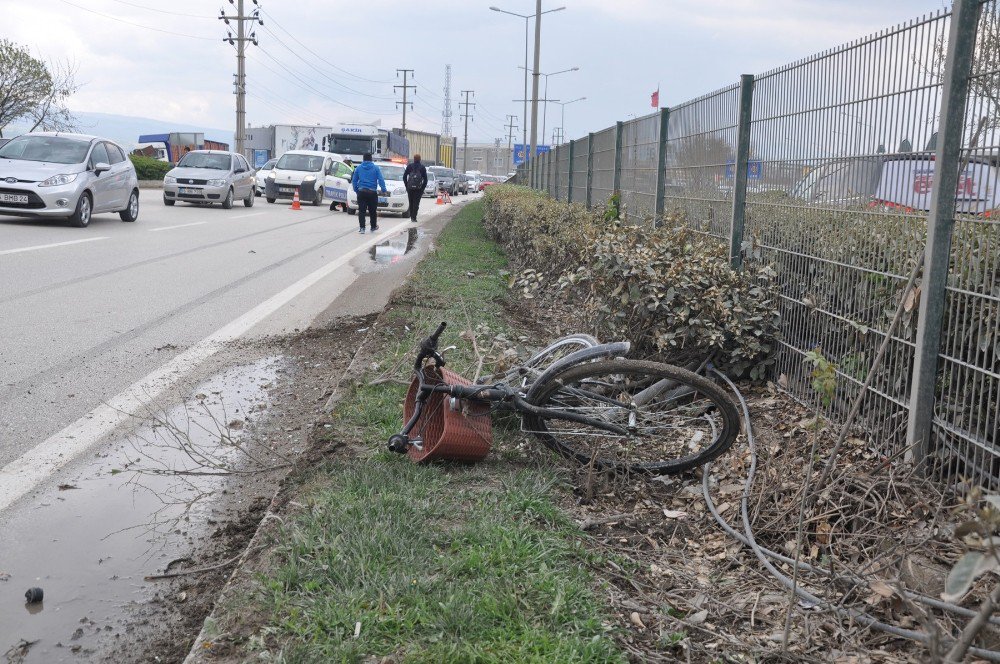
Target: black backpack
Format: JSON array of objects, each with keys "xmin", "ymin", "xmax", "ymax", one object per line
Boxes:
[{"xmin": 405, "ymin": 166, "xmax": 424, "ymax": 190}]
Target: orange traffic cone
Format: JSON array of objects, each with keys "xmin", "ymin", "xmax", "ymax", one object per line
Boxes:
[
  {"xmin": 290, "ymin": 188, "xmax": 301, "ymax": 210},
  {"xmin": 435, "ymin": 190, "xmax": 444, "ymax": 205},
  {"xmin": 443, "ymin": 190, "xmax": 453, "ymax": 204}
]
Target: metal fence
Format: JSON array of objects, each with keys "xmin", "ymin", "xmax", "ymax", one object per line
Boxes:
[{"xmin": 517, "ymin": 0, "xmax": 1000, "ymax": 486}]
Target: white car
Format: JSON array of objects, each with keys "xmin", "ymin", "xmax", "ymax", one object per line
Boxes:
[
  {"xmin": 422, "ymin": 170, "xmax": 439, "ymax": 198},
  {"xmin": 347, "ymin": 161, "xmax": 409, "ymax": 216},
  {"xmin": 263, "ymin": 150, "xmax": 350, "ymax": 206},
  {"xmin": 254, "ymin": 158, "xmax": 277, "ymax": 195}
]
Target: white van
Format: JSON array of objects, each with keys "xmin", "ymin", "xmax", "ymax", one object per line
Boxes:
[{"xmin": 263, "ymin": 149, "xmax": 350, "ymax": 206}]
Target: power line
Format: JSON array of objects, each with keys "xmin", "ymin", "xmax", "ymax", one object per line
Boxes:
[
  {"xmin": 395, "ymin": 69, "xmax": 415, "ymax": 131},
  {"xmin": 57, "ymin": 0, "xmax": 216, "ymax": 40},
  {"xmin": 257, "ymin": 24, "xmax": 394, "ymax": 100},
  {"xmin": 106, "ymin": 0, "xmax": 214, "ymax": 19},
  {"xmin": 219, "ymin": 1, "xmax": 264, "ymax": 155},
  {"xmin": 259, "ymin": 8, "xmax": 392, "ymax": 85},
  {"xmin": 249, "ymin": 49, "xmax": 396, "ymax": 116}
]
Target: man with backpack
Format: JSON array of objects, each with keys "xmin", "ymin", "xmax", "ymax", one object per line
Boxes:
[
  {"xmin": 351, "ymin": 153, "xmax": 388, "ymax": 233},
  {"xmin": 402, "ymin": 154, "xmax": 428, "ymax": 222}
]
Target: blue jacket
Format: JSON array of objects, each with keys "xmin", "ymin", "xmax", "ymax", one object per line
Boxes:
[{"xmin": 351, "ymin": 161, "xmax": 387, "ymax": 193}]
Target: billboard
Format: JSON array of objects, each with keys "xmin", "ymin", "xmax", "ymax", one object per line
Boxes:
[{"xmin": 513, "ymin": 143, "xmax": 551, "ymax": 166}]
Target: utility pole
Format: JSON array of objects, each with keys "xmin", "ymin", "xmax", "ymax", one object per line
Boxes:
[
  {"xmin": 459, "ymin": 90, "xmax": 475, "ymax": 174},
  {"xmin": 219, "ymin": 0, "xmax": 263, "ymax": 157},
  {"xmin": 505, "ymin": 114, "xmax": 518, "ymax": 174},
  {"xmin": 528, "ymin": 0, "xmax": 542, "ymax": 165},
  {"xmin": 395, "ymin": 69, "xmax": 415, "ymax": 131},
  {"xmin": 442, "ymin": 64, "xmax": 453, "ymax": 137}
]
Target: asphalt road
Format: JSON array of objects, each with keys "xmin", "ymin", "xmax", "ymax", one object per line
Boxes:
[{"xmin": 0, "ymin": 189, "xmax": 462, "ymax": 470}]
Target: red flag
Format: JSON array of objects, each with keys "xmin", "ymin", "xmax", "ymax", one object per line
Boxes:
[{"xmin": 651, "ymin": 88, "xmax": 659, "ymax": 108}]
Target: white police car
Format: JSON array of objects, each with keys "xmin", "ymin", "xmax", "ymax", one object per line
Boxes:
[{"xmin": 346, "ymin": 161, "xmax": 410, "ymax": 216}]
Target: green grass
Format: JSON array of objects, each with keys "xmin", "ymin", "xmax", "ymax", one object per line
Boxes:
[{"xmin": 253, "ymin": 201, "xmax": 626, "ymax": 663}]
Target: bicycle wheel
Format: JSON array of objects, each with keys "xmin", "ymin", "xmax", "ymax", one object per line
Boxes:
[
  {"xmin": 488, "ymin": 334, "xmax": 600, "ymax": 388},
  {"xmin": 522, "ymin": 359, "xmax": 740, "ymax": 474}
]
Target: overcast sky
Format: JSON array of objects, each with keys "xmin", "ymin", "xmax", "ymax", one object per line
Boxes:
[{"xmin": 2, "ymin": 0, "xmax": 949, "ymax": 145}]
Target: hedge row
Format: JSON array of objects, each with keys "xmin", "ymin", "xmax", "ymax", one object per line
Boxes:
[
  {"xmin": 482, "ymin": 185, "xmax": 780, "ymax": 379},
  {"xmin": 129, "ymin": 154, "xmax": 172, "ymax": 180}
]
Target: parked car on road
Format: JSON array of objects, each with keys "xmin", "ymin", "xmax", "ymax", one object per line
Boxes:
[
  {"xmin": 427, "ymin": 166, "xmax": 457, "ymax": 195},
  {"xmin": 422, "ymin": 170, "xmax": 439, "ymax": 198},
  {"xmin": 0, "ymin": 132, "xmax": 139, "ymax": 228},
  {"xmin": 479, "ymin": 175, "xmax": 502, "ymax": 192},
  {"xmin": 163, "ymin": 150, "xmax": 255, "ymax": 209},
  {"xmin": 254, "ymin": 158, "xmax": 277, "ymax": 196},
  {"xmin": 264, "ymin": 150, "xmax": 349, "ymax": 206},
  {"xmin": 346, "ymin": 161, "xmax": 409, "ymax": 216},
  {"xmin": 465, "ymin": 172, "xmax": 482, "ymax": 191},
  {"xmin": 455, "ymin": 173, "xmax": 470, "ymax": 195}
]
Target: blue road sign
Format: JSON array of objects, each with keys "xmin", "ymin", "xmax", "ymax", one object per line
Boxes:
[
  {"xmin": 725, "ymin": 159, "xmax": 764, "ymax": 180},
  {"xmin": 513, "ymin": 144, "xmax": 551, "ymax": 166}
]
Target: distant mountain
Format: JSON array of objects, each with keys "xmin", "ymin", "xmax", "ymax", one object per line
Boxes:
[{"xmin": 5, "ymin": 111, "xmax": 234, "ymax": 150}]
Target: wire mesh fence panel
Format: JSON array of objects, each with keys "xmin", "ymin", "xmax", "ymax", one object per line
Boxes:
[
  {"xmin": 663, "ymin": 84, "xmax": 740, "ymax": 241},
  {"xmin": 590, "ymin": 127, "xmax": 617, "ymax": 209},
  {"xmin": 743, "ymin": 10, "xmax": 952, "ymax": 459},
  {"xmin": 931, "ymin": 0, "xmax": 1000, "ymax": 487},
  {"xmin": 570, "ymin": 135, "xmax": 590, "ymax": 205},
  {"xmin": 620, "ymin": 113, "xmax": 660, "ymax": 223},
  {"xmin": 556, "ymin": 143, "xmax": 571, "ymax": 202}
]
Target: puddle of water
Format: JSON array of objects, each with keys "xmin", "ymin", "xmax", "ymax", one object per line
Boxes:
[
  {"xmin": 368, "ymin": 227, "xmax": 421, "ymax": 265},
  {"xmin": 0, "ymin": 357, "xmax": 281, "ymax": 662}
]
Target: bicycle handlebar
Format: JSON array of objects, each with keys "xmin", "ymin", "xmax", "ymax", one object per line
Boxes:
[{"xmin": 415, "ymin": 321, "xmax": 448, "ymax": 370}]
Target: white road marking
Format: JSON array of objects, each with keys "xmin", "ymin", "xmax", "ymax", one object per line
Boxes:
[
  {"xmin": 229, "ymin": 211, "xmax": 267, "ymax": 220},
  {"xmin": 148, "ymin": 221, "xmax": 208, "ymax": 232},
  {"xmin": 0, "ymin": 237, "xmax": 109, "ymax": 256},
  {"xmin": 0, "ymin": 219, "xmax": 416, "ymax": 513}
]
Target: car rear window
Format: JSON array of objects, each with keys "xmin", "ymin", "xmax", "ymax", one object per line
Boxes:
[
  {"xmin": 0, "ymin": 135, "xmax": 92, "ymax": 164},
  {"xmin": 178, "ymin": 152, "xmax": 232, "ymax": 170}
]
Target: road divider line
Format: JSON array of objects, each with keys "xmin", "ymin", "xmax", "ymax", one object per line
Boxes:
[
  {"xmin": 0, "ymin": 218, "xmax": 415, "ymax": 513},
  {"xmin": 148, "ymin": 222, "xmax": 208, "ymax": 232},
  {"xmin": 0, "ymin": 237, "xmax": 110, "ymax": 256}
]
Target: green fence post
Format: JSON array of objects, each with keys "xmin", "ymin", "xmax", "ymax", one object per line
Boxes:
[
  {"xmin": 730, "ymin": 74, "xmax": 755, "ymax": 269},
  {"xmin": 906, "ymin": 0, "xmax": 980, "ymax": 465},
  {"xmin": 653, "ymin": 107, "xmax": 670, "ymax": 227},
  {"xmin": 613, "ymin": 121, "xmax": 623, "ymax": 195},
  {"xmin": 567, "ymin": 140, "xmax": 575, "ymax": 202},
  {"xmin": 586, "ymin": 132, "xmax": 595, "ymax": 208}
]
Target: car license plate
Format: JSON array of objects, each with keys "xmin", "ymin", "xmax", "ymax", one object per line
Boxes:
[
  {"xmin": 0, "ymin": 192, "xmax": 28, "ymax": 204},
  {"xmin": 280, "ymin": 187, "xmax": 295, "ymax": 193},
  {"xmin": 378, "ymin": 197, "xmax": 388, "ymax": 205},
  {"xmin": 179, "ymin": 187, "xmax": 199, "ymax": 194}
]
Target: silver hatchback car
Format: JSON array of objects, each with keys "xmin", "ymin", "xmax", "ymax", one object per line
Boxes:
[
  {"xmin": 0, "ymin": 132, "xmax": 139, "ymax": 228},
  {"xmin": 162, "ymin": 150, "xmax": 255, "ymax": 208}
]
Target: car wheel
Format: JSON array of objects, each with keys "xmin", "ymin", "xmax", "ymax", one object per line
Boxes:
[
  {"xmin": 266, "ymin": 197, "xmax": 276, "ymax": 204},
  {"xmin": 243, "ymin": 189, "xmax": 255, "ymax": 207},
  {"xmin": 347, "ymin": 207, "xmax": 356, "ymax": 215},
  {"xmin": 222, "ymin": 188, "xmax": 234, "ymax": 209},
  {"xmin": 163, "ymin": 196, "xmax": 175, "ymax": 206},
  {"xmin": 313, "ymin": 187, "xmax": 323, "ymax": 206},
  {"xmin": 119, "ymin": 189, "xmax": 139, "ymax": 222},
  {"xmin": 67, "ymin": 192, "xmax": 92, "ymax": 228}
]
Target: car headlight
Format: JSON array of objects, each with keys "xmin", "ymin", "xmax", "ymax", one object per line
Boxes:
[
  {"xmin": 302, "ymin": 175, "xmax": 316, "ymax": 182},
  {"xmin": 164, "ymin": 175, "xmax": 176, "ymax": 184},
  {"xmin": 39, "ymin": 173, "xmax": 79, "ymax": 187},
  {"xmin": 207, "ymin": 179, "xmax": 227, "ymax": 187},
  {"xmin": 392, "ymin": 187, "xmax": 406, "ymax": 196}
]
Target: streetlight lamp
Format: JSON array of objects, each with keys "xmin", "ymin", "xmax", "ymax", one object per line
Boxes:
[
  {"xmin": 490, "ymin": 4, "xmax": 565, "ymax": 153},
  {"xmin": 553, "ymin": 96, "xmax": 586, "ymax": 144},
  {"xmin": 519, "ymin": 65, "xmax": 578, "ymax": 147}
]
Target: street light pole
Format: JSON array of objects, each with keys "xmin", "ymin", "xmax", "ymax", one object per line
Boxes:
[
  {"xmin": 490, "ymin": 4, "xmax": 565, "ymax": 157},
  {"xmin": 521, "ymin": 66, "xmax": 578, "ymax": 149},
  {"xmin": 555, "ymin": 96, "xmax": 586, "ymax": 144}
]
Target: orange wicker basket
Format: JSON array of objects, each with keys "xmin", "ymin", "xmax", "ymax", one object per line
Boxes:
[{"xmin": 403, "ymin": 366, "xmax": 493, "ymax": 463}]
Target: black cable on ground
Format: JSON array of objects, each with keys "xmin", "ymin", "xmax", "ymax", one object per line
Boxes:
[{"xmin": 702, "ymin": 369, "xmax": 1000, "ymax": 660}]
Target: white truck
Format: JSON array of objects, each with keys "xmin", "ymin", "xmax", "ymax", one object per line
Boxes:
[
  {"xmin": 322, "ymin": 123, "xmax": 411, "ymax": 163},
  {"xmin": 245, "ymin": 124, "xmax": 333, "ymax": 161}
]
